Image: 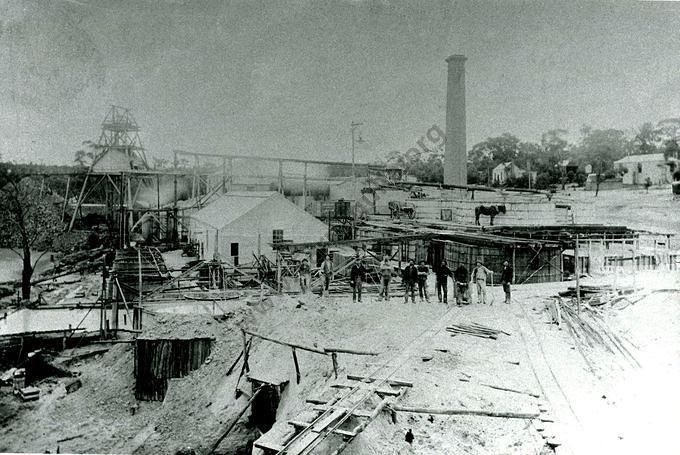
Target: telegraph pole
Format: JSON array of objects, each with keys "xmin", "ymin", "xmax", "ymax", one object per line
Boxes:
[{"xmin": 350, "ymin": 121, "xmax": 364, "ymax": 239}]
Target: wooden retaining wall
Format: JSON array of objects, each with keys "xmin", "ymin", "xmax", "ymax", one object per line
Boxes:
[
  {"xmin": 134, "ymin": 337, "xmax": 212, "ymax": 401},
  {"xmin": 412, "ymin": 194, "xmax": 572, "ymax": 226}
]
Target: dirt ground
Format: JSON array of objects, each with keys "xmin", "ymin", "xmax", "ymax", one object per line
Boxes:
[
  {"xmin": 0, "ymin": 186, "xmax": 678, "ymax": 454},
  {"xmin": 1, "ymin": 269, "xmax": 677, "ymax": 454}
]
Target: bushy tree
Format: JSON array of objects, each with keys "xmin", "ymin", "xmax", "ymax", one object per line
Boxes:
[
  {"xmin": 0, "ymin": 175, "xmax": 64, "ymax": 301},
  {"xmin": 657, "ymin": 118, "xmax": 680, "ymax": 159},
  {"xmin": 631, "ymin": 122, "xmax": 662, "ymax": 154},
  {"xmin": 574, "ymin": 126, "xmax": 630, "ymax": 196},
  {"xmin": 383, "ymin": 149, "xmax": 443, "ymax": 183},
  {"xmin": 74, "ymin": 141, "xmax": 98, "ymax": 168}
]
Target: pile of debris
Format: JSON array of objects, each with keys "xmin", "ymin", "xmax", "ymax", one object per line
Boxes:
[
  {"xmin": 545, "ymin": 287, "xmax": 640, "ymax": 368},
  {"xmin": 446, "ymin": 323, "xmax": 510, "ymax": 340},
  {"xmin": 558, "ymin": 284, "xmax": 635, "ymax": 307}
]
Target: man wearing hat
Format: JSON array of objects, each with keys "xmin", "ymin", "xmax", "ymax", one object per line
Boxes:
[
  {"xmin": 471, "ymin": 260, "xmax": 493, "ymax": 305},
  {"xmin": 500, "ymin": 260, "xmax": 513, "ymax": 304}
]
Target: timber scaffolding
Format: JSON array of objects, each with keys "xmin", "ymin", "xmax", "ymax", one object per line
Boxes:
[
  {"xmin": 270, "ymin": 221, "xmax": 649, "ymax": 289},
  {"xmin": 59, "ymin": 149, "xmax": 393, "ymax": 249},
  {"xmin": 358, "ymin": 220, "xmax": 564, "ymax": 284},
  {"xmin": 27, "ymin": 106, "xmax": 395, "ymax": 250}
]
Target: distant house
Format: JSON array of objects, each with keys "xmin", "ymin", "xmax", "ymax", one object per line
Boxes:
[
  {"xmin": 613, "ymin": 153, "xmax": 670, "ymax": 185},
  {"xmin": 189, "ymin": 191, "xmax": 327, "ymax": 265},
  {"xmin": 558, "ymin": 159, "xmax": 579, "ymax": 176},
  {"xmin": 492, "ymin": 162, "xmax": 536, "ymax": 185}
]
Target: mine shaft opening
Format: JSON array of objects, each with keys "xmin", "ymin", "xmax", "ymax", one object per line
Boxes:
[{"xmin": 249, "ymin": 378, "xmax": 288, "ymax": 433}]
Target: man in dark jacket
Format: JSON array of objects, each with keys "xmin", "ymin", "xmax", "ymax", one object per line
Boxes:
[
  {"xmin": 454, "ymin": 264, "xmax": 469, "ymax": 305},
  {"xmin": 350, "ymin": 259, "xmax": 367, "ymax": 303},
  {"xmin": 435, "ymin": 260, "xmax": 453, "ymax": 304},
  {"xmin": 416, "ymin": 260, "xmax": 429, "ymax": 302},
  {"xmin": 501, "ymin": 260, "xmax": 513, "ymax": 304},
  {"xmin": 299, "ymin": 258, "xmax": 311, "ymax": 294},
  {"xmin": 320, "ymin": 254, "xmax": 332, "ymax": 297},
  {"xmin": 402, "ymin": 259, "xmax": 419, "ymax": 303}
]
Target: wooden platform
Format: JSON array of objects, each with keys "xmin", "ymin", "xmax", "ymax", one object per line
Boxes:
[{"xmin": 253, "ymin": 372, "xmax": 411, "ymax": 454}]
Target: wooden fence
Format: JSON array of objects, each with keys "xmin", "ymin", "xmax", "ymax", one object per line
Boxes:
[{"xmin": 134, "ymin": 337, "xmax": 212, "ymax": 401}]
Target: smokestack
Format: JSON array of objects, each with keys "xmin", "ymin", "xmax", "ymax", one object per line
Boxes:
[{"xmin": 444, "ymin": 54, "xmax": 467, "ymax": 186}]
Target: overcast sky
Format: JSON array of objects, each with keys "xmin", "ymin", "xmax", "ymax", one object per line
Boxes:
[{"xmin": 1, "ymin": 0, "xmax": 679, "ymax": 165}]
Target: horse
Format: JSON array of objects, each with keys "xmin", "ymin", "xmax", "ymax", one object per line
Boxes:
[
  {"xmin": 474, "ymin": 205, "xmax": 506, "ymax": 226},
  {"xmin": 388, "ymin": 201, "xmax": 416, "ymax": 220}
]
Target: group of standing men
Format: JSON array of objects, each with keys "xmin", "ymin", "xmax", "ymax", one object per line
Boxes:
[
  {"xmin": 307, "ymin": 253, "xmax": 514, "ymax": 305},
  {"xmin": 433, "ymin": 259, "xmax": 508, "ymax": 305}
]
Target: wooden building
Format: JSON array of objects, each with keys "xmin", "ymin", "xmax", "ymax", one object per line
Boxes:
[{"xmin": 189, "ymin": 192, "xmax": 328, "ymax": 266}]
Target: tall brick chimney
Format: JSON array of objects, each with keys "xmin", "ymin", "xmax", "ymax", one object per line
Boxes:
[{"xmin": 444, "ymin": 55, "xmax": 467, "ymax": 186}]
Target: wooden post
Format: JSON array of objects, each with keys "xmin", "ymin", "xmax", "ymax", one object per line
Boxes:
[
  {"xmin": 278, "ymin": 160, "xmax": 283, "ymax": 194},
  {"xmin": 277, "ymin": 252, "xmax": 282, "ymax": 294},
  {"xmin": 68, "ymin": 173, "xmax": 89, "ymax": 231},
  {"xmin": 303, "ymin": 161, "xmax": 308, "ymax": 212},
  {"xmin": 222, "ymin": 156, "xmax": 227, "ymax": 194},
  {"xmin": 209, "ymin": 386, "xmax": 263, "ymax": 454},
  {"xmin": 291, "ymin": 347, "xmax": 301, "ymax": 384},
  {"xmin": 173, "ymin": 152, "xmax": 178, "ymax": 242},
  {"xmin": 213, "ymin": 229, "xmax": 219, "ymax": 261},
  {"xmin": 136, "ymin": 248, "xmax": 143, "ymax": 330},
  {"xmin": 99, "ymin": 283, "xmax": 104, "ymax": 337},
  {"xmin": 101, "ymin": 264, "xmax": 108, "ymax": 339},
  {"xmin": 241, "ymin": 329, "xmax": 250, "ymax": 373},
  {"xmin": 120, "ymin": 174, "xmax": 126, "ymax": 247},
  {"xmin": 331, "ymin": 352, "xmax": 338, "ymax": 379},
  {"xmin": 110, "ymin": 271, "xmax": 118, "ymax": 333},
  {"xmin": 575, "ymin": 234, "xmax": 581, "ymax": 315},
  {"xmin": 258, "ymin": 234, "xmax": 263, "ymax": 302},
  {"xmin": 193, "ymin": 155, "xmax": 199, "ymax": 199},
  {"xmin": 631, "ymin": 246, "xmax": 637, "ymax": 294},
  {"xmin": 61, "ymin": 176, "xmax": 71, "ymax": 222},
  {"xmin": 512, "ymin": 246, "xmax": 516, "ymax": 283},
  {"xmin": 228, "ymin": 157, "xmax": 233, "ymax": 192}
]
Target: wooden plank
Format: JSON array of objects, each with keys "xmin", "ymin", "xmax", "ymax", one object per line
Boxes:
[
  {"xmin": 312, "ymin": 405, "xmax": 373, "ymax": 418},
  {"xmin": 324, "ymin": 347, "xmax": 380, "ymax": 356},
  {"xmin": 480, "ymin": 383, "xmax": 540, "ymax": 398},
  {"xmin": 288, "ymin": 419, "xmax": 311, "ymax": 429},
  {"xmin": 243, "ymin": 329, "xmax": 327, "ymax": 355},
  {"xmin": 312, "ymin": 408, "xmax": 346, "ymax": 432},
  {"xmin": 332, "ymin": 428, "xmax": 357, "ymax": 438},
  {"xmin": 330, "ymin": 382, "xmax": 400, "ymax": 396},
  {"xmin": 392, "ymin": 405, "xmax": 538, "ymax": 419},
  {"xmin": 374, "ymin": 387, "xmax": 401, "ymax": 396},
  {"xmin": 346, "ymin": 373, "xmax": 413, "ymax": 388},
  {"xmin": 252, "ymin": 439, "xmax": 286, "ymax": 452},
  {"xmin": 285, "ymin": 430, "xmax": 324, "ymax": 455}
]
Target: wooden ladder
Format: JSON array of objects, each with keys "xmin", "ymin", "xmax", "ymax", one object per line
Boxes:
[{"xmin": 253, "ymin": 374, "xmax": 412, "ymax": 454}]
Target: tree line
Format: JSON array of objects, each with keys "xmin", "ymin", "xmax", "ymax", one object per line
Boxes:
[{"xmin": 384, "ymin": 119, "xmax": 680, "ymax": 190}]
